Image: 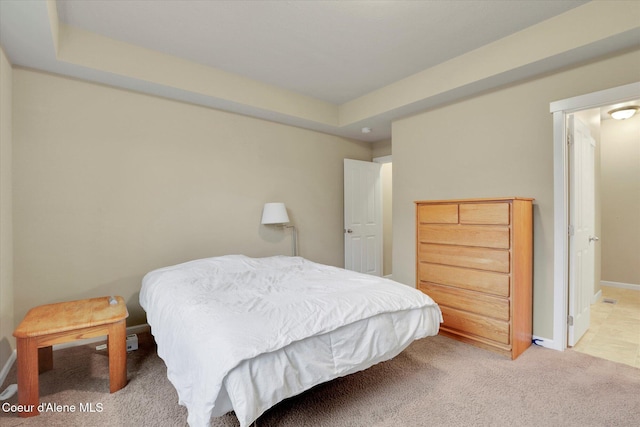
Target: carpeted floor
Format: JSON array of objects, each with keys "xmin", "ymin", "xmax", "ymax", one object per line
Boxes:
[{"xmin": 1, "ymin": 332, "xmax": 639, "ymax": 426}]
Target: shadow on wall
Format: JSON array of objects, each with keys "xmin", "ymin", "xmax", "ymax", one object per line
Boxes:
[
  {"xmin": 0, "ymin": 337, "xmax": 12, "ymax": 366},
  {"xmin": 59, "ymin": 277, "xmax": 147, "ymax": 327},
  {"xmin": 258, "ymin": 223, "xmax": 289, "ymax": 245}
]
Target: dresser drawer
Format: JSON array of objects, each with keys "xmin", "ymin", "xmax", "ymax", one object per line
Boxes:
[
  {"xmin": 419, "ymin": 283, "xmax": 510, "ymax": 321},
  {"xmin": 416, "ymin": 198, "xmax": 533, "ymax": 359},
  {"xmin": 441, "ymin": 306, "xmax": 510, "ymax": 345},
  {"xmin": 418, "ymin": 204, "xmax": 458, "ymax": 224},
  {"xmin": 418, "ymin": 224, "xmax": 510, "ymax": 249},
  {"xmin": 418, "ymin": 263, "xmax": 510, "ymax": 297},
  {"xmin": 418, "ymin": 243, "xmax": 510, "ymax": 273},
  {"xmin": 460, "ymin": 203, "xmax": 510, "ymax": 225}
]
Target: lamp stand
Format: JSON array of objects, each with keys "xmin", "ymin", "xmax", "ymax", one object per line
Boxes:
[{"xmin": 284, "ymin": 225, "xmax": 297, "ymax": 256}]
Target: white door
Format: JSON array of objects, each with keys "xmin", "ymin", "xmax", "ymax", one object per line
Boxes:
[
  {"xmin": 568, "ymin": 115, "xmax": 597, "ymax": 346},
  {"xmin": 344, "ymin": 159, "xmax": 382, "ymax": 275}
]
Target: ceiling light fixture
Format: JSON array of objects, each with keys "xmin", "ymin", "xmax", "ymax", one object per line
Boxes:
[
  {"xmin": 361, "ymin": 127, "xmax": 372, "ymax": 134},
  {"xmin": 608, "ymin": 106, "xmax": 639, "ymax": 120}
]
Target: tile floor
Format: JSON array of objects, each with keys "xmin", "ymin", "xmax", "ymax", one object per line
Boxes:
[{"xmin": 573, "ymin": 285, "xmax": 640, "ymax": 368}]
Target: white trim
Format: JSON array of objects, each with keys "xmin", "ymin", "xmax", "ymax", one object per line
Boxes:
[
  {"xmin": 126, "ymin": 323, "xmax": 152, "ymax": 335},
  {"xmin": 601, "ymin": 281, "xmax": 640, "ymax": 291},
  {"xmin": 551, "ymin": 82, "xmax": 640, "ymax": 353},
  {"xmin": 552, "ymin": 110, "xmax": 569, "ymax": 352},
  {"xmin": 532, "ymin": 336, "xmax": 556, "ymax": 350},
  {"xmin": 372, "ymin": 155, "xmax": 392, "ymax": 164},
  {"xmin": 591, "ymin": 289, "xmax": 602, "ymax": 305},
  {"xmin": 0, "ymin": 350, "xmax": 16, "ymax": 386},
  {"xmin": 550, "ymin": 82, "xmax": 640, "ymax": 113}
]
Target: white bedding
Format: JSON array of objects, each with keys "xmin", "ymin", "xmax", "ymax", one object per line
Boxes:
[{"xmin": 140, "ymin": 255, "xmax": 442, "ymax": 427}]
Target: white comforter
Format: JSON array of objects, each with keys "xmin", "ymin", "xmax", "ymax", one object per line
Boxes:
[{"xmin": 140, "ymin": 255, "xmax": 442, "ymax": 427}]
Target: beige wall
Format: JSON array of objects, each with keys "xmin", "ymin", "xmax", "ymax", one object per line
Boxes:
[
  {"xmin": 13, "ymin": 69, "xmax": 372, "ymax": 326},
  {"xmin": 0, "ymin": 47, "xmax": 14, "ymax": 369},
  {"xmin": 601, "ymin": 114, "xmax": 640, "ymax": 286},
  {"xmin": 392, "ymin": 49, "xmax": 640, "ymax": 340},
  {"xmin": 372, "ymin": 139, "xmax": 392, "ymax": 158}
]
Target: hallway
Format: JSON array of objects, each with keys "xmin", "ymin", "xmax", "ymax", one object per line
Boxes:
[{"xmin": 573, "ymin": 286, "xmax": 640, "ymax": 368}]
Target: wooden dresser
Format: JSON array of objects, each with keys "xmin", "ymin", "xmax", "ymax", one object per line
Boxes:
[{"xmin": 415, "ymin": 197, "xmax": 533, "ymax": 359}]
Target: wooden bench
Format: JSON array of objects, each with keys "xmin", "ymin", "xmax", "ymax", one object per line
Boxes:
[{"xmin": 13, "ymin": 296, "xmax": 129, "ymax": 417}]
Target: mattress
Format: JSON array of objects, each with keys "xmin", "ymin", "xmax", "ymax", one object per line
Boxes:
[{"xmin": 140, "ymin": 255, "xmax": 442, "ymax": 427}]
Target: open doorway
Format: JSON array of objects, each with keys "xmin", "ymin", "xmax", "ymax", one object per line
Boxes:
[
  {"xmin": 550, "ymin": 82, "xmax": 640, "ymax": 367},
  {"xmin": 374, "ymin": 156, "xmax": 392, "ymax": 278},
  {"xmin": 569, "ymin": 104, "xmax": 640, "ymax": 368},
  {"xmin": 342, "ymin": 156, "xmax": 392, "ymax": 278}
]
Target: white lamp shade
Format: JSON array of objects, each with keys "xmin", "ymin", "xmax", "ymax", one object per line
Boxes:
[{"xmin": 261, "ymin": 203, "xmax": 290, "ymax": 224}]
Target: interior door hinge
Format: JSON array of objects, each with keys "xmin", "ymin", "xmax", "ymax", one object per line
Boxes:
[
  {"xmin": 567, "ymin": 315, "xmax": 574, "ymax": 326},
  {"xmin": 567, "ymin": 133, "xmax": 573, "ymax": 145},
  {"xmin": 568, "ymin": 225, "xmax": 575, "ymax": 236}
]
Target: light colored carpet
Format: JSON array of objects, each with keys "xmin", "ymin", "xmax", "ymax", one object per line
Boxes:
[{"xmin": 1, "ymin": 332, "xmax": 638, "ymax": 426}]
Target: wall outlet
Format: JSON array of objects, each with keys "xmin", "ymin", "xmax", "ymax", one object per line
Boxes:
[{"xmin": 126, "ymin": 334, "xmax": 138, "ymax": 352}]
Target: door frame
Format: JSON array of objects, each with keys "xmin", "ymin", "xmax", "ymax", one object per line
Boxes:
[
  {"xmin": 549, "ymin": 81, "xmax": 640, "ymax": 351},
  {"xmin": 373, "ymin": 155, "xmax": 392, "ymax": 278}
]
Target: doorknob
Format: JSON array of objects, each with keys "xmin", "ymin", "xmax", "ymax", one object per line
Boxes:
[
  {"xmin": 589, "ymin": 236, "xmax": 599, "ymax": 243},
  {"xmin": 345, "ymin": 229, "xmax": 353, "ymax": 234}
]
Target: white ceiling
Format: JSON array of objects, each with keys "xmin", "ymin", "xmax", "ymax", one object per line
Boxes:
[
  {"xmin": 2, "ymin": 0, "xmax": 639, "ymax": 141},
  {"xmin": 55, "ymin": 0, "xmax": 587, "ymax": 104}
]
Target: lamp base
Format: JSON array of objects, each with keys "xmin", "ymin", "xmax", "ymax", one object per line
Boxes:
[{"xmin": 284, "ymin": 225, "xmax": 297, "ymax": 256}]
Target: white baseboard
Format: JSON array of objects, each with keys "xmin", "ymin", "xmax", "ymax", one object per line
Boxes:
[
  {"xmin": 126, "ymin": 323, "xmax": 151, "ymax": 335},
  {"xmin": 601, "ymin": 280, "xmax": 640, "ymax": 291},
  {"xmin": 0, "ymin": 349, "xmax": 16, "ymax": 386},
  {"xmin": 532, "ymin": 335, "xmax": 560, "ymax": 351},
  {"xmin": 0, "ymin": 324, "xmax": 150, "ymax": 380},
  {"xmin": 592, "ymin": 289, "xmax": 602, "ymax": 305}
]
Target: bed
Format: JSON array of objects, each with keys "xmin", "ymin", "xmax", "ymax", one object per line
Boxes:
[{"xmin": 139, "ymin": 255, "xmax": 442, "ymax": 427}]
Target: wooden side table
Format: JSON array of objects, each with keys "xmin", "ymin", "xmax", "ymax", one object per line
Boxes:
[{"xmin": 13, "ymin": 296, "xmax": 129, "ymax": 417}]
